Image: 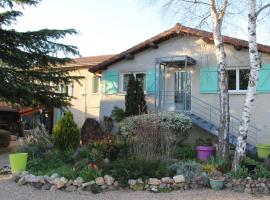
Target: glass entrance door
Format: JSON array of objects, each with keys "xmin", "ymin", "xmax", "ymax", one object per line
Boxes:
[{"xmin": 175, "ymin": 71, "xmax": 191, "ymax": 111}]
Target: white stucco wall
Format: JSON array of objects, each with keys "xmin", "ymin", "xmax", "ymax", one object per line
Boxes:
[
  {"xmin": 69, "ymin": 68, "xmax": 101, "ymax": 127},
  {"xmin": 99, "ymin": 35, "xmax": 270, "ymax": 143}
]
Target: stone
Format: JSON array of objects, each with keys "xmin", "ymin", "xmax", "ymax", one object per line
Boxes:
[
  {"xmin": 21, "ymin": 171, "xmax": 29, "ymax": 177},
  {"xmin": 173, "ymin": 175, "xmax": 185, "ymax": 183},
  {"xmin": 56, "ymin": 177, "xmax": 68, "ymax": 189},
  {"xmin": 82, "ymin": 181, "xmax": 95, "ymax": 188},
  {"xmin": 36, "ymin": 176, "xmax": 45, "ymax": 184},
  {"xmin": 225, "ymin": 182, "xmax": 233, "ymax": 189},
  {"xmin": 150, "ymin": 185, "xmax": 158, "ymax": 193},
  {"xmin": 161, "ymin": 177, "xmax": 174, "ymax": 184},
  {"xmin": 44, "ymin": 175, "xmax": 50, "ymax": 183},
  {"xmin": 50, "ymin": 173, "xmax": 59, "ymax": 180},
  {"xmin": 95, "ymin": 177, "xmax": 104, "ymax": 186},
  {"xmin": 66, "ymin": 179, "xmax": 73, "ymax": 187},
  {"xmin": 73, "ymin": 177, "xmax": 84, "ymax": 186},
  {"xmin": 159, "ymin": 183, "xmax": 166, "ymax": 189},
  {"xmin": 113, "ymin": 181, "xmax": 119, "ymax": 188},
  {"xmin": 32, "ymin": 182, "xmax": 43, "ymax": 189},
  {"xmin": 11, "ymin": 173, "xmax": 21, "ymax": 182},
  {"xmin": 104, "ymin": 175, "xmax": 114, "ymax": 186},
  {"xmin": 103, "ymin": 158, "xmax": 110, "ymax": 164},
  {"xmin": 148, "ymin": 178, "xmax": 161, "ymax": 186},
  {"xmin": 65, "ymin": 185, "xmax": 77, "ymax": 192},
  {"xmin": 49, "ymin": 185, "xmax": 57, "ymax": 192},
  {"xmin": 128, "ymin": 179, "xmax": 136, "ymax": 186},
  {"xmin": 25, "ymin": 174, "xmax": 37, "ymax": 183},
  {"xmin": 136, "ymin": 178, "xmax": 144, "ymax": 184},
  {"xmin": 131, "ymin": 183, "xmax": 144, "ymax": 191},
  {"xmin": 42, "ymin": 183, "xmax": 51, "ymax": 190},
  {"xmin": 81, "ymin": 118, "xmax": 103, "ymax": 144},
  {"xmin": 245, "ymin": 187, "xmax": 252, "ymax": 194},
  {"xmin": 17, "ymin": 177, "xmax": 26, "ymax": 186},
  {"xmin": 101, "ymin": 185, "xmax": 108, "ymax": 190},
  {"xmin": 233, "ymin": 184, "xmax": 245, "ymax": 193},
  {"xmin": 50, "ymin": 177, "xmax": 60, "ymax": 185},
  {"xmin": 144, "ymin": 184, "xmax": 149, "ymax": 190}
]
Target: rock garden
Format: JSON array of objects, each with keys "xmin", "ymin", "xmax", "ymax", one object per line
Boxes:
[{"xmin": 5, "ymin": 108, "xmax": 270, "ymax": 196}]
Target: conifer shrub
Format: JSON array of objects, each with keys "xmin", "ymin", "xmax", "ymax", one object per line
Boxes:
[{"xmin": 53, "ymin": 111, "xmax": 80, "ymax": 150}]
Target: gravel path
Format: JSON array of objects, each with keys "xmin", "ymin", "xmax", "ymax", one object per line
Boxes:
[{"xmin": 0, "ymin": 175, "xmax": 269, "ymax": 200}]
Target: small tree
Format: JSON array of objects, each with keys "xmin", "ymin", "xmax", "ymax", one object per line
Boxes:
[
  {"xmin": 53, "ymin": 111, "xmax": 80, "ymax": 150},
  {"xmin": 136, "ymin": 78, "xmax": 147, "ymax": 115},
  {"xmin": 125, "ymin": 75, "xmax": 147, "ymax": 116}
]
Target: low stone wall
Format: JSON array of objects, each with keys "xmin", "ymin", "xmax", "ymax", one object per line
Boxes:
[
  {"xmin": 225, "ymin": 176, "xmax": 270, "ymax": 194},
  {"xmin": 11, "ymin": 171, "xmax": 270, "ymax": 195}
]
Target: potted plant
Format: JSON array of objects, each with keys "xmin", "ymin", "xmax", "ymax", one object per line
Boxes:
[
  {"xmin": 244, "ymin": 157, "xmax": 257, "ymax": 174},
  {"xmin": 196, "ymin": 137, "xmax": 215, "ymax": 161},
  {"xmin": 209, "ymin": 170, "xmax": 224, "ymax": 190},
  {"xmin": 256, "ymin": 144, "xmax": 270, "ymax": 159},
  {"xmin": 9, "ymin": 152, "xmax": 28, "ymax": 173}
]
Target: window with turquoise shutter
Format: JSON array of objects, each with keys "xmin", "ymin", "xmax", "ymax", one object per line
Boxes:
[
  {"xmin": 200, "ymin": 67, "xmax": 218, "ymax": 93},
  {"xmin": 104, "ymin": 71, "xmax": 119, "ymax": 94},
  {"xmin": 146, "ymin": 69, "xmax": 156, "ymax": 94},
  {"xmin": 257, "ymin": 64, "xmax": 270, "ymax": 93}
]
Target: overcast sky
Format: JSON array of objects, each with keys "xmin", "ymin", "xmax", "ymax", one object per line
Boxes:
[{"xmin": 10, "ymin": 0, "xmax": 270, "ymax": 57}]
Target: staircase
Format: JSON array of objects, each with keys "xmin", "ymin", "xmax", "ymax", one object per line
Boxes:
[{"xmin": 157, "ymin": 91, "xmax": 260, "ymax": 154}]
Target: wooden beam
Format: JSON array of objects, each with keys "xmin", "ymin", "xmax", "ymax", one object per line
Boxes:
[
  {"xmin": 149, "ymin": 42, "xmax": 159, "ymax": 49},
  {"xmin": 124, "ymin": 53, "xmax": 134, "ymax": 60},
  {"xmin": 233, "ymin": 45, "xmax": 242, "ymax": 51}
]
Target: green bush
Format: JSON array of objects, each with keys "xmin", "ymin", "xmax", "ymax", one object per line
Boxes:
[
  {"xmin": 111, "ymin": 106, "xmax": 126, "ymax": 122},
  {"xmin": 227, "ymin": 167, "xmax": 249, "ymax": 179},
  {"xmin": 251, "ymin": 165, "xmax": 270, "ymax": 179},
  {"xmin": 173, "ymin": 144, "xmax": 196, "ymax": 160},
  {"xmin": 170, "ymin": 160, "xmax": 202, "ymax": 181},
  {"xmin": 103, "ymin": 159, "xmax": 170, "ymax": 187},
  {"xmin": 53, "ymin": 111, "xmax": 80, "ymax": 150}
]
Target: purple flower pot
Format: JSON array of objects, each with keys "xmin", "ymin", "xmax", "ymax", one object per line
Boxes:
[{"xmin": 196, "ymin": 146, "xmax": 215, "ymax": 161}]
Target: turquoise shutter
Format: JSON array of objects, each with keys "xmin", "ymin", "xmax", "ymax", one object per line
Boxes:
[
  {"xmin": 257, "ymin": 64, "xmax": 270, "ymax": 93},
  {"xmin": 55, "ymin": 109, "xmax": 63, "ymax": 123},
  {"xmin": 104, "ymin": 71, "xmax": 119, "ymax": 94},
  {"xmin": 146, "ymin": 69, "xmax": 156, "ymax": 94},
  {"xmin": 200, "ymin": 66, "xmax": 218, "ymax": 93}
]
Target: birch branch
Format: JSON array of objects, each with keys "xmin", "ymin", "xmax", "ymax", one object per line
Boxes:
[{"xmin": 255, "ymin": 3, "xmax": 270, "ymax": 17}]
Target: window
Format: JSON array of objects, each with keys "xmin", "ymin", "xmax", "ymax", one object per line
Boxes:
[
  {"xmin": 56, "ymin": 84, "xmax": 73, "ymax": 97},
  {"xmin": 92, "ymin": 76, "xmax": 100, "ymax": 93},
  {"xmin": 121, "ymin": 72, "xmax": 146, "ymax": 93},
  {"xmin": 228, "ymin": 68, "xmax": 249, "ymax": 92}
]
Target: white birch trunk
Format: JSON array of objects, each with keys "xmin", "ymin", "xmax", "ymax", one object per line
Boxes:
[
  {"xmin": 209, "ymin": 1, "xmax": 230, "ymax": 160},
  {"xmin": 232, "ymin": 0, "xmax": 261, "ymax": 170}
]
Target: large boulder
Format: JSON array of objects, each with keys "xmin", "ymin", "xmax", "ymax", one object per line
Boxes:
[{"xmin": 81, "ymin": 118, "xmax": 103, "ymax": 144}]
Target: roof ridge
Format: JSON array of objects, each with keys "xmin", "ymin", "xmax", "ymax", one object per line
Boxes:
[{"xmin": 89, "ymin": 24, "xmax": 270, "ymax": 73}]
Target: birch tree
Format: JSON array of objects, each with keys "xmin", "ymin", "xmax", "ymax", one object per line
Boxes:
[
  {"xmin": 232, "ymin": 0, "xmax": 270, "ymax": 170},
  {"xmin": 155, "ymin": 0, "xmax": 230, "ymax": 160}
]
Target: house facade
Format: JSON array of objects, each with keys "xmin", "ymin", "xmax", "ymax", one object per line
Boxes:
[
  {"xmin": 57, "ymin": 55, "xmax": 113, "ymax": 127},
  {"xmin": 88, "ymin": 24, "xmax": 270, "ymax": 148}
]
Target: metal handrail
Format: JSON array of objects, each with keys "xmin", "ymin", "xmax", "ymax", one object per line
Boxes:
[{"xmin": 156, "ymin": 90, "xmax": 260, "ymax": 144}]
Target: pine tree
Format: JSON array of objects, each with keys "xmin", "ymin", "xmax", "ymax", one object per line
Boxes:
[
  {"xmin": 125, "ymin": 74, "xmax": 137, "ymax": 116},
  {"xmin": 136, "ymin": 78, "xmax": 147, "ymax": 115},
  {"xmin": 125, "ymin": 74, "xmax": 147, "ymax": 116},
  {"xmin": 0, "ymin": 0, "xmax": 81, "ymax": 108}
]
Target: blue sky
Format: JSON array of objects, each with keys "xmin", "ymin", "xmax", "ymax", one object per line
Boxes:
[
  {"xmin": 11, "ymin": 0, "xmax": 270, "ymax": 57},
  {"xmin": 12, "ymin": 0, "xmax": 171, "ymax": 57}
]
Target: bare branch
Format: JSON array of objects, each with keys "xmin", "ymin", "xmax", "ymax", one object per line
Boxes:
[
  {"xmin": 219, "ymin": 0, "xmax": 228, "ymax": 20},
  {"xmin": 255, "ymin": 3, "xmax": 270, "ymax": 17}
]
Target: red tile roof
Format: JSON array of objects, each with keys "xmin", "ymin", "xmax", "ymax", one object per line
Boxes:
[
  {"xmin": 89, "ymin": 23, "xmax": 270, "ymax": 73},
  {"xmin": 62, "ymin": 54, "xmax": 115, "ymax": 70}
]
